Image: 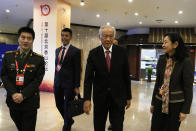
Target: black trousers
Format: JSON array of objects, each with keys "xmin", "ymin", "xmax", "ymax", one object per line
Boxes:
[
  {"xmin": 9, "ymin": 109, "xmax": 37, "ymax": 131},
  {"xmin": 109, "ymin": 112, "xmax": 112, "ymax": 125},
  {"xmin": 54, "ymin": 86, "xmax": 74, "ymax": 131},
  {"xmin": 93, "ymin": 93, "xmax": 125, "ymax": 131},
  {"xmin": 151, "ymin": 98, "xmax": 183, "ymax": 131}
]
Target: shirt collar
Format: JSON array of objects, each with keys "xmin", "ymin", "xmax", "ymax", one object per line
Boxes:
[
  {"xmin": 19, "ymin": 48, "xmax": 31, "ymax": 55},
  {"xmin": 62, "ymin": 43, "xmax": 71, "ymax": 49},
  {"xmin": 102, "ymin": 44, "xmax": 113, "ymax": 53}
]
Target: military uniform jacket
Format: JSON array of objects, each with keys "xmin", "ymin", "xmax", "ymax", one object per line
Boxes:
[
  {"xmin": 1, "ymin": 50, "xmax": 45, "ymax": 110},
  {"xmin": 151, "ymin": 54, "xmax": 194, "ymax": 114}
]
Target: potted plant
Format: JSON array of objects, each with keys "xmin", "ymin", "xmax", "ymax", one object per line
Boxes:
[{"xmin": 147, "ymin": 66, "xmax": 153, "ymax": 82}]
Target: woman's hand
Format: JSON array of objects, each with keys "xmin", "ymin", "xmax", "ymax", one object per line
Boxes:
[{"xmin": 179, "ymin": 112, "xmax": 187, "ymax": 122}]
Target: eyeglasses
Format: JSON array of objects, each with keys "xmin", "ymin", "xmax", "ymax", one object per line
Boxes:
[{"xmin": 102, "ymin": 35, "xmax": 114, "ymax": 39}]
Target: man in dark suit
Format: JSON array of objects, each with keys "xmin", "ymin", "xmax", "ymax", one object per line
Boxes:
[
  {"xmin": 1, "ymin": 27, "xmax": 45, "ymax": 131},
  {"xmin": 54, "ymin": 28, "xmax": 81, "ymax": 131},
  {"xmin": 83, "ymin": 25, "xmax": 132, "ymax": 131}
]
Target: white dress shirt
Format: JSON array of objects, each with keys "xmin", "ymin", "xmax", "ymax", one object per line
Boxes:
[{"xmin": 102, "ymin": 44, "xmax": 113, "ymax": 58}]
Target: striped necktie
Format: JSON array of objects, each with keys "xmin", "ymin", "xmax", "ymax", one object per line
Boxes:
[
  {"xmin": 60, "ymin": 47, "xmax": 66, "ymax": 64},
  {"xmin": 105, "ymin": 50, "xmax": 111, "ymax": 72}
]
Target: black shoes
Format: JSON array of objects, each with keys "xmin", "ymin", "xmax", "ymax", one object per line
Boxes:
[
  {"xmin": 67, "ymin": 119, "xmax": 74, "ymax": 131},
  {"xmin": 63, "ymin": 119, "xmax": 74, "ymax": 131},
  {"xmin": 108, "ymin": 124, "xmax": 112, "ymax": 130}
]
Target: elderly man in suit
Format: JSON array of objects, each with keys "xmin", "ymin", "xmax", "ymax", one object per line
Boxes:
[
  {"xmin": 83, "ymin": 25, "xmax": 132, "ymax": 131},
  {"xmin": 54, "ymin": 28, "xmax": 81, "ymax": 131}
]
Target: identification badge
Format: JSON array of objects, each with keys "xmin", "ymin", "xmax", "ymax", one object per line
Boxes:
[
  {"xmin": 56, "ymin": 64, "xmax": 62, "ymax": 72},
  {"xmin": 16, "ymin": 74, "xmax": 24, "ymax": 86}
]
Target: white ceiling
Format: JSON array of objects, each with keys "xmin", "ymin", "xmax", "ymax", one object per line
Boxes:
[{"xmin": 0, "ymin": 0, "xmax": 196, "ymax": 33}]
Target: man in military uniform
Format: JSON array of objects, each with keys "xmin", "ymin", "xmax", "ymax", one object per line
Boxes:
[{"xmin": 1, "ymin": 27, "xmax": 45, "ymax": 131}]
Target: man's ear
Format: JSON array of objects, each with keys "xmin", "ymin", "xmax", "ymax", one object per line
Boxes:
[
  {"xmin": 174, "ymin": 41, "xmax": 179, "ymax": 48},
  {"xmin": 99, "ymin": 35, "xmax": 101, "ymax": 40}
]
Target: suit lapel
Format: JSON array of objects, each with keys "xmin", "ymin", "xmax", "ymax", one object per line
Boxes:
[
  {"xmin": 170, "ymin": 59, "xmax": 178, "ymax": 79},
  {"xmin": 98, "ymin": 46, "xmax": 108, "ymax": 72},
  {"xmin": 161, "ymin": 55, "xmax": 178, "ymax": 78},
  {"xmin": 16, "ymin": 51, "xmax": 21, "ymax": 66},
  {"xmin": 17, "ymin": 50, "xmax": 32, "ymax": 67},
  {"xmin": 56, "ymin": 47, "xmax": 61, "ymax": 59},
  {"xmin": 66, "ymin": 45, "xmax": 73, "ymax": 59},
  {"xmin": 62, "ymin": 45, "xmax": 73, "ymax": 64},
  {"xmin": 55, "ymin": 47, "xmax": 61, "ymax": 66},
  {"xmin": 110, "ymin": 45, "xmax": 116, "ymax": 73},
  {"xmin": 23, "ymin": 50, "xmax": 32, "ymax": 65},
  {"xmin": 160, "ymin": 55, "xmax": 167, "ymax": 78}
]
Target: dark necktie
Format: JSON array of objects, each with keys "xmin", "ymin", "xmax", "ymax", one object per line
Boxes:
[
  {"xmin": 20, "ymin": 53, "xmax": 26, "ymax": 64},
  {"xmin": 21, "ymin": 53, "xmax": 26, "ymax": 59},
  {"xmin": 105, "ymin": 50, "xmax": 111, "ymax": 72},
  {"xmin": 60, "ymin": 47, "xmax": 66, "ymax": 64}
]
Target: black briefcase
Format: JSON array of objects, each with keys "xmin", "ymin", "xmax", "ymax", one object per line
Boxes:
[{"xmin": 68, "ymin": 94, "xmax": 84, "ymax": 117}]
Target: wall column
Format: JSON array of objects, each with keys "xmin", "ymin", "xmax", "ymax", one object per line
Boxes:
[{"xmin": 33, "ymin": 0, "xmax": 71, "ymax": 92}]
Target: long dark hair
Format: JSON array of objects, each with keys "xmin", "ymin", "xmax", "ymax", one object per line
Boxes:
[{"xmin": 164, "ymin": 32, "xmax": 189, "ymax": 61}]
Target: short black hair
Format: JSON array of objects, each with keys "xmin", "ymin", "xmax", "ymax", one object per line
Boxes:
[
  {"xmin": 18, "ymin": 27, "xmax": 35, "ymax": 40},
  {"xmin": 61, "ymin": 28, "xmax": 72, "ymax": 36},
  {"xmin": 164, "ymin": 32, "xmax": 189, "ymax": 61}
]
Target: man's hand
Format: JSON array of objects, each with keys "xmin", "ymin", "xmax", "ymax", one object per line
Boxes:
[
  {"xmin": 12, "ymin": 93, "xmax": 18, "ymax": 101},
  {"xmin": 126, "ymin": 100, "xmax": 131, "ymax": 110},
  {"xmin": 12, "ymin": 93, "xmax": 24, "ymax": 104},
  {"xmin": 83, "ymin": 100, "xmax": 91, "ymax": 115},
  {"xmin": 179, "ymin": 112, "xmax": 187, "ymax": 122},
  {"xmin": 16, "ymin": 93, "xmax": 24, "ymax": 103},
  {"xmin": 0, "ymin": 83, "xmax": 4, "ymax": 88},
  {"xmin": 150, "ymin": 105, "xmax": 154, "ymax": 114},
  {"xmin": 74, "ymin": 88, "xmax": 80, "ymax": 95}
]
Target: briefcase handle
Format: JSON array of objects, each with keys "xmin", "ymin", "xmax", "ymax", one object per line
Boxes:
[{"xmin": 74, "ymin": 93, "xmax": 82, "ymax": 100}]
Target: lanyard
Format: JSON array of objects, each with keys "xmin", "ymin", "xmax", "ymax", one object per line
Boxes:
[
  {"xmin": 58, "ymin": 47, "xmax": 69, "ymax": 64},
  {"xmin": 15, "ymin": 60, "xmax": 28, "ymax": 74},
  {"xmin": 15, "ymin": 52, "xmax": 28, "ymax": 74}
]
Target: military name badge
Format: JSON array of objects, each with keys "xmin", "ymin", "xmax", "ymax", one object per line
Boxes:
[
  {"xmin": 56, "ymin": 64, "xmax": 62, "ymax": 72},
  {"xmin": 16, "ymin": 74, "xmax": 24, "ymax": 86}
]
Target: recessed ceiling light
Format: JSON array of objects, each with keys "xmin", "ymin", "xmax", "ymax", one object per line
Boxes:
[
  {"xmin": 107, "ymin": 22, "xmax": 110, "ymax": 25},
  {"xmin": 96, "ymin": 14, "xmax": 100, "ymax": 18},
  {"xmin": 134, "ymin": 12, "xmax": 139, "ymax": 16},
  {"xmin": 5, "ymin": 9, "xmax": 10, "ymax": 13},
  {"xmin": 80, "ymin": 0, "xmax": 85, "ymax": 6},
  {"xmin": 174, "ymin": 20, "xmax": 179, "ymax": 24},
  {"xmin": 128, "ymin": 0, "xmax": 133, "ymax": 2},
  {"xmin": 178, "ymin": 10, "xmax": 183, "ymax": 14},
  {"xmin": 139, "ymin": 21, "xmax": 142, "ymax": 24}
]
